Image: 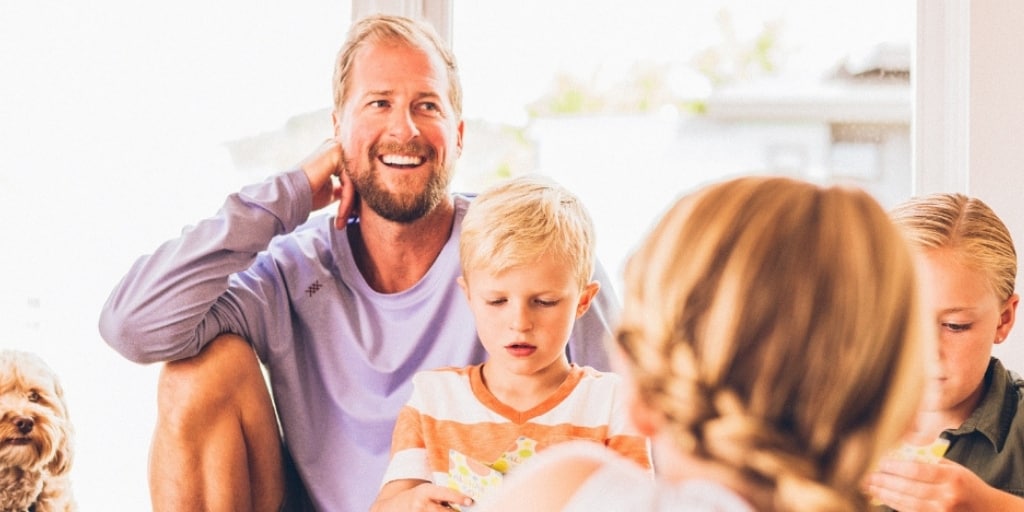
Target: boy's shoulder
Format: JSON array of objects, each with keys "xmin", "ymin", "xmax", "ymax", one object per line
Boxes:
[
  {"xmin": 572, "ymin": 365, "xmax": 624, "ymax": 391},
  {"xmin": 413, "ymin": 365, "xmax": 475, "ymax": 382}
]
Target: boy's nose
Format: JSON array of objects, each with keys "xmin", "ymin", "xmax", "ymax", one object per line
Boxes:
[{"xmin": 510, "ymin": 307, "xmax": 533, "ymax": 332}]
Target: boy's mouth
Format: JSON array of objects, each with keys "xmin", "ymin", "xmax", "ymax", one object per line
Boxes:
[{"xmin": 504, "ymin": 343, "xmax": 537, "ymax": 357}]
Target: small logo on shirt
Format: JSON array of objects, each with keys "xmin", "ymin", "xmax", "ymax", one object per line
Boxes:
[{"xmin": 305, "ymin": 280, "xmax": 323, "ymax": 297}]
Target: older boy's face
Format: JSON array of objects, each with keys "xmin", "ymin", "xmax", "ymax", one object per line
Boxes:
[
  {"xmin": 917, "ymin": 248, "xmax": 1011, "ymax": 422},
  {"xmin": 459, "ymin": 258, "xmax": 597, "ymax": 382}
]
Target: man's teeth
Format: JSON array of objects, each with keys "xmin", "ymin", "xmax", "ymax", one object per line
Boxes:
[{"xmin": 382, "ymin": 154, "xmax": 423, "ymax": 166}]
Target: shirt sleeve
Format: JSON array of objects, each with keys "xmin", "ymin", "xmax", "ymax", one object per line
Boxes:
[
  {"xmin": 381, "ymin": 379, "xmax": 432, "ymax": 485},
  {"xmin": 97, "ymin": 170, "xmax": 313, "ymax": 363},
  {"xmin": 604, "ymin": 372, "xmax": 653, "ymax": 471}
]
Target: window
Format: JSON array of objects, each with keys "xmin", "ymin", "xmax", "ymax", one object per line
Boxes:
[{"xmin": 453, "ymin": 0, "xmax": 914, "ymax": 285}]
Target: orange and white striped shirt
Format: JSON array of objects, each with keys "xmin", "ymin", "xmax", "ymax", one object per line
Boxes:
[{"xmin": 381, "ymin": 363, "xmax": 651, "ymax": 488}]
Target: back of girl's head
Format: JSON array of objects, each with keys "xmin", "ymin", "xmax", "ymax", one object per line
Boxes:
[
  {"xmin": 890, "ymin": 192, "xmax": 1017, "ymax": 301},
  {"xmin": 615, "ymin": 176, "xmax": 926, "ymax": 511},
  {"xmin": 459, "ymin": 174, "xmax": 595, "ymax": 288}
]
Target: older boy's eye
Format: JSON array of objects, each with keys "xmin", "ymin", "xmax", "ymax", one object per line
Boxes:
[
  {"xmin": 486, "ymin": 298, "xmax": 507, "ymax": 306},
  {"xmin": 535, "ymin": 299, "xmax": 560, "ymax": 307},
  {"xmin": 942, "ymin": 322, "xmax": 972, "ymax": 333}
]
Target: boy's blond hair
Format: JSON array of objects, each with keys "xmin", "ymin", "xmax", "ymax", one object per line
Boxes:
[
  {"xmin": 333, "ymin": 14, "xmax": 462, "ymax": 119},
  {"xmin": 459, "ymin": 175, "xmax": 595, "ymax": 289},
  {"xmin": 615, "ymin": 176, "xmax": 927, "ymax": 511},
  {"xmin": 890, "ymin": 192, "xmax": 1017, "ymax": 301}
]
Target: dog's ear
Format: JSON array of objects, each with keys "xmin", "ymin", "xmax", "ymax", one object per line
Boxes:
[
  {"xmin": 46, "ymin": 434, "xmax": 72, "ymax": 475},
  {"xmin": 47, "ymin": 381, "xmax": 74, "ymax": 476}
]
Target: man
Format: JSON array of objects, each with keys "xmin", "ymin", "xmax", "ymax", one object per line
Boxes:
[{"xmin": 99, "ymin": 14, "xmax": 615, "ymax": 512}]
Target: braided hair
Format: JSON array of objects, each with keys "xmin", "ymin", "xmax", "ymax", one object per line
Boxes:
[{"xmin": 616, "ymin": 176, "xmax": 927, "ymax": 511}]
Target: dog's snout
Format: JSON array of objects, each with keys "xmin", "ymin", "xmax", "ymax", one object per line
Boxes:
[{"xmin": 14, "ymin": 416, "xmax": 35, "ymax": 435}]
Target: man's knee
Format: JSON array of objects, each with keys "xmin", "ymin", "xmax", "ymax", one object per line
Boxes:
[{"xmin": 156, "ymin": 333, "xmax": 266, "ymax": 430}]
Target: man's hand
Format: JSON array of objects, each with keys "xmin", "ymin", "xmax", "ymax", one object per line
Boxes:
[
  {"xmin": 865, "ymin": 457, "xmax": 1024, "ymax": 511},
  {"xmin": 371, "ymin": 480, "xmax": 473, "ymax": 512},
  {"xmin": 300, "ymin": 138, "xmax": 357, "ymax": 229}
]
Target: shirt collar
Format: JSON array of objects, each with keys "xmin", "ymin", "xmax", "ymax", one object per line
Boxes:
[{"xmin": 946, "ymin": 358, "xmax": 1021, "ymax": 452}]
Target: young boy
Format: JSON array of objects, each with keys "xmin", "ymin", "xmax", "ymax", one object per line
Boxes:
[{"xmin": 370, "ymin": 175, "xmax": 651, "ymax": 511}]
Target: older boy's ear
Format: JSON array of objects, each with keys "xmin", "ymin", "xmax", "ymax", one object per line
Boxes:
[
  {"xmin": 575, "ymin": 281, "xmax": 601, "ymax": 318},
  {"xmin": 996, "ymin": 293, "xmax": 1019, "ymax": 344}
]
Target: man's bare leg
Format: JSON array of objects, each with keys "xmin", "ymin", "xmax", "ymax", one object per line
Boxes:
[{"xmin": 149, "ymin": 333, "xmax": 286, "ymax": 512}]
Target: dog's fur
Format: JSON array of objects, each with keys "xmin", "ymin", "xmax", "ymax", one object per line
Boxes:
[{"xmin": 0, "ymin": 350, "xmax": 74, "ymax": 512}]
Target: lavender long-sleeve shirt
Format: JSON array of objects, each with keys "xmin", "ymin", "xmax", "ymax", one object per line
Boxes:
[{"xmin": 98, "ymin": 169, "xmax": 617, "ymax": 511}]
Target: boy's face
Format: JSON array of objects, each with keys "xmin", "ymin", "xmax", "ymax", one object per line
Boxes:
[
  {"xmin": 459, "ymin": 257, "xmax": 599, "ymax": 381},
  {"xmin": 917, "ymin": 248, "xmax": 1016, "ymax": 421}
]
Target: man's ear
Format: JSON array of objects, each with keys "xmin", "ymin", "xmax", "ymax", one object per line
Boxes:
[
  {"xmin": 996, "ymin": 293, "xmax": 1019, "ymax": 344},
  {"xmin": 332, "ymin": 111, "xmax": 341, "ymax": 138},
  {"xmin": 575, "ymin": 281, "xmax": 601, "ymax": 319}
]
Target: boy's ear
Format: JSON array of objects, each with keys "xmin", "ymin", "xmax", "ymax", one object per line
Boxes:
[
  {"xmin": 996, "ymin": 293, "xmax": 1019, "ymax": 344},
  {"xmin": 575, "ymin": 281, "xmax": 601, "ymax": 318},
  {"xmin": 457, "ymin": 276, "xmax": 469, "ymax": 299}
]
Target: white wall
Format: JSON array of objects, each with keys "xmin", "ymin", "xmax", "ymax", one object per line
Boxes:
[{"xmin": 916, "ymin": 0, "xmax": 1024, "ymax": 370}]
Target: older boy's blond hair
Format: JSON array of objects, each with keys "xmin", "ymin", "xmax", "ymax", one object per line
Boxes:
[
  {"xmin": 615, "ymin": 176, "xmax": 927, "ymax": 512},
  {"xmin": 459, "ymin": 175, "xmax": 595, "ymax": 289},
  {"xmin": 890, "ymin": 192, "xmax": 1017, "ymax": 301}
]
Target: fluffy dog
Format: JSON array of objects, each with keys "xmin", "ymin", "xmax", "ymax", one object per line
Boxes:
[{"xmin": 0, "ymin": 350, "xmax": 74, "ymax": 512}]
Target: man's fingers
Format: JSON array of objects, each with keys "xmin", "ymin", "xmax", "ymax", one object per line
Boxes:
[{"xmin": 333, "ymin": 170, "xmax": 358, "ymax": 230}]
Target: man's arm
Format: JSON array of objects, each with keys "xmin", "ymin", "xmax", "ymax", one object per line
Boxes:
[
  {"xmin": 98, "ymin": 141, "xmax": 352, "ymax": 364},
  {"xmin": 98, "ymin": 169, "xmax": 313, "ymax": 363}
]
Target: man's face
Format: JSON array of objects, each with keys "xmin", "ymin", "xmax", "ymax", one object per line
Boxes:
[{"xmin": 333, "ymin": 41, "xmax": 463, "ymax": 223}]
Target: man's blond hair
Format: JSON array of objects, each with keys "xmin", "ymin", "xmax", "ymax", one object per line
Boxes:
[{"xmin": 332, "ymin": 14, "xmax": 462, "ymax": 119}]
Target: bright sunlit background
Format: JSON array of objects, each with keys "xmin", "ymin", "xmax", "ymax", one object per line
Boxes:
[{"xmin": 2, "ymin": 1, "xmax": 912, "ymax": 509}]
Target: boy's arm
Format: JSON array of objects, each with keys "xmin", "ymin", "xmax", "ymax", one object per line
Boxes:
[
  {"xmin": 373, "ymin": 379, "xmax": 472, "ymax": 511},
  {"xmin": 371, "ymin": 480, "xmax": 472, "ymax": 512},
  {"xmin": 866, "ymin": 457, "xmax": 1024, "ymax": 511},
  {"xmin": 607, "ymin": 434, "xmax": 653, "ymax": 472}
]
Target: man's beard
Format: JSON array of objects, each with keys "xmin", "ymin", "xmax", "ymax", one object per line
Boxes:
[{"xmin": 345, "ymin": 142, "xmax": 453, "ymax": 223}]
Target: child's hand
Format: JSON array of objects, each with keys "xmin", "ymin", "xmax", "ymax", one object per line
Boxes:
[
  {"xmin": 371, "ymin": 481, "xmax": 474, "ymax": 512},
  {"xmin": 864, "ymin": 457, "xmax": 1003, "ymax": 511}
]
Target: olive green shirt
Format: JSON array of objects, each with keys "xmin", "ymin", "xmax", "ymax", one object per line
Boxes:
[{"xmin": 941, "ymin": 358, "xmax": 1024, "ymax": 497}]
